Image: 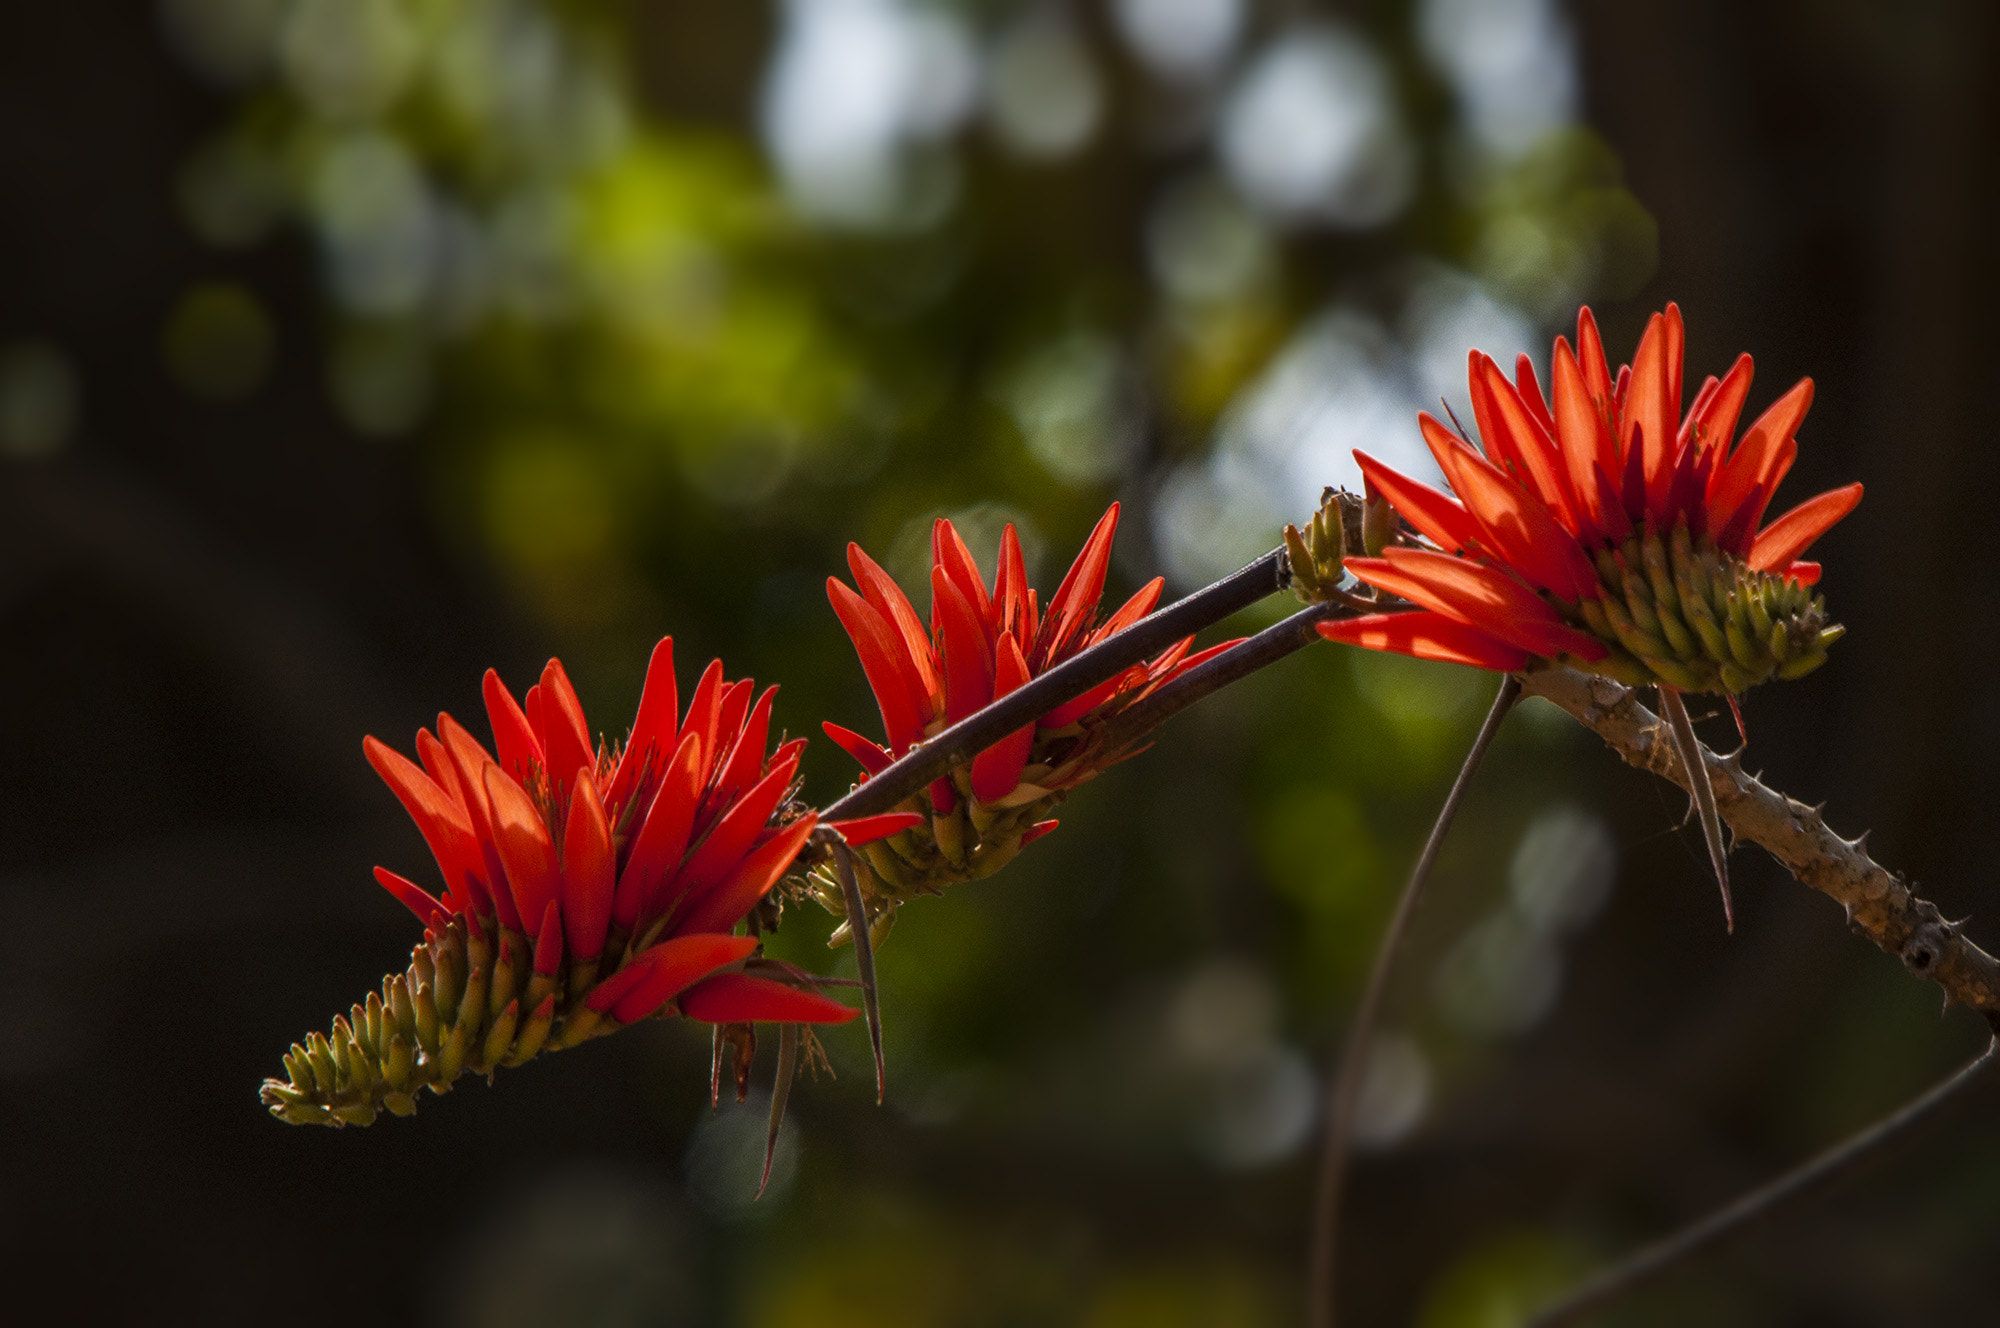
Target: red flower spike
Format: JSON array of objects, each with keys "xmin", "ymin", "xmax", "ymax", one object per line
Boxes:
[
  {"xmin": 561, "ymin": 769, "xmax": 615, "ymax": 962},
  {"xmin": 374, "ymin": 866, "xmax": 447, "ymax": 926},
  {"xmin": 608, "ymin": 637, "xmax": 677, "ymax": 812},
  {"xmin": 269, "ymin": 638, "xmax": 847, "ymax": 1128},
  {"xmin": 681, "ymin": 973, "xmax": 858, "ymax": 1025},
  {"xmin": 586, "ymin": 933, "xmax": 758, "ymax": 1016},
  {"xmin": 825, "ymin": 500, "xmax": 1220, "ymax": 924},
  {"xmin": 1336, "ymin": 304, "xmax": 1855, "ymax": 696},
  {"xmin": 481, "ymin": 669, "xmax": 543, "ymax": 784}
]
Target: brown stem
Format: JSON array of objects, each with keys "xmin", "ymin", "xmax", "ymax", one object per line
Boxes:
[
  {"xmin": 1525, "ymin": 1037, "xmax": 1999, "ymax": 1327},
  {"xmin": 1308, "ymin": 674, "xmax": 1523, "ymax": 1328},
  {"xmin": 1518, "ymin": 665, "xmax": 2000, "ymax": 1015}
]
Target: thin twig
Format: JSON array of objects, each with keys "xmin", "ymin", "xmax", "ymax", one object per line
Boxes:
[
  {"xmin": 1525, "ymin": 1037, "xmax": 1999, "ymax": 1327},
  {"xmin": 1518, "ymin": 665, "xmax": 2000, "ymax": 1016},
  {"xmin": 823, "ymin": 548, "xmax": 1288, "ymax": 822},
  {"xmin": 1095, "ymin": 600, "xmax": 1349, "ymax": 753},
  {"xmin": 1308, "ymin": 674, "xmax": 1523, "ymax": 1328}
]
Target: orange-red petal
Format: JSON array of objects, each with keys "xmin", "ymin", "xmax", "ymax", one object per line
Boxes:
[
  {"xmin": 1748, "ymin": 483, "xmax": 1862, "ymax": 571},
  {"xmin": 971, "ymin": 633, "xmax": 1035, "ymax": 803},
  {"xmin": 828, "ymin": 578, "xmax": 925, "ymax": 753},
  {"xmin": 482, "ymin": 762, "xmax": 561, "ymax": 930},
  {"xmin": 1347, "ymin": 550, "xmax": 1606, "ymax": 661},
  {"xmin": 561, "ymin": 769, "xmax": 615, "ymax": 961},
  {"xmin": 1356, "ymin": 448, "xmax": 1483, "ymax": 555},
  {"xmin": 587, "ymin": 933, "xmax": 758, "ymax": 1018},
  {"xmin": 1318, "ymin": 611, "xmax": 1529, "ymax": 672}
]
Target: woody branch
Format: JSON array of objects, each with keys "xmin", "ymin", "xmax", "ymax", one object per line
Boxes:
[{"xmin": 1519, "ymin": 664, "xmax": 2000, "ymax": 1022}]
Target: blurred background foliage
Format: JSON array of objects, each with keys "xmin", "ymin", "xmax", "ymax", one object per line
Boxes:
[{"xmin": 4, "ymin": 1, "xmax": 1999, "ymax": 1324}]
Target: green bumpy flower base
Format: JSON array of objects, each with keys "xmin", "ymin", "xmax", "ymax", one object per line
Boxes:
[
  {"xmin": 260, "ymin": 916, "xmax": 618, "ymax": 1127},
  {"xmin": 1567, "ymin": 522, "xmax": 1844, "ymax": 695}
]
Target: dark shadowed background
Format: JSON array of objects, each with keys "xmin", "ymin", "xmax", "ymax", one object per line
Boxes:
[{"xmin": 3, "ymin": 1, "xmax": 1996, "ymax": 1324}]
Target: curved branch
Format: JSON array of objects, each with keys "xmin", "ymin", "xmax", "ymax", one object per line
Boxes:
[{"xmin": 1519, "ymin": 665, "xmax": 2000, "ymax": 1019}]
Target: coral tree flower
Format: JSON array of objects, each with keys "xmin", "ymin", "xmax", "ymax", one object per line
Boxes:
[
  {"xmin": 823, "ymin": 504, "xmax": 1231, "ymax": 940},
  {"xmin": 262, "ymin": 639, "xmax": 895, "ymax": 1128},
  {"xmin": 1323, "ymin": 304, "xmax": 1859, "ymax": 694}
]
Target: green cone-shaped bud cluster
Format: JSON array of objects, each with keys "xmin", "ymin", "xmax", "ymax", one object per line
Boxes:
[
  {"xmin": 260, "ymin": 917, "xmax": 615, "ymax": 1127},
  {"xmin": 1285, "ymin": 487, "xmax": 1357, "ymax": 605},
  {"xmin": 1567, "ymin": 522, "xmax": 1844, "ymax": 695}
]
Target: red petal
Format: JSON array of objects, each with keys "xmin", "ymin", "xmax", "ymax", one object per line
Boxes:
[
  {"xmin": 1708, "ymin": 377, "xmax": 1813, "ymax": 543},
  {"xmin": 1426, "ymin": 422, "xmax": 1596, "ymax": 600},
  {"xmin": 1038, "ymin": 503, "xmax": 1120, "ymax": 663},
  {"xmin": 1471, "ymin": 352, "xmax": 1576, "ymax": 529},
  {"xmin": 374, "ymin": 866, "xmax": 447, "ymax": 926},
  {"xmin": 1318, "ymin": 611, "xmax": 1529, "ymax": 671},
  {"xmin": 536, "ymin": 659, "xmax": 595, "ymax": 800},
  {"xmin": 931, "ymin": 518, "xmax": 995, "ymax": 631},
  {"xmin": 828, "ymin": 811, "xmax": 924, "ymax": 844},
  {"xmin": 680, "ymin": 973, "xmax": 858, "ymax": 1025},
  {"xmin": 415, "ymin": 728, "xmax": 460, "ymax": 804},
  {"xmin": 1624, "ymin": 312, "xmax": 1679, "ymax": 521},
  {"xmin": 672, "ymin": 759, "xmax": 799, "ymax": 905},
  {"xmin": 1576, "ymin": 307, "xmax": 1616, "ymax": 415},
  {"xmin": 1356, "ymin": 447, "xmax": 1483, "ymax": 555},
  {"xmin": 436, "ymin": 714, "xmax": 515, "ymax": 928},
  {"xmin": 608, "ymin": 637, "xmax": 677, "ymax": 815},
  {"xmin": 561, "ymin": 769, "xmax": 615, "ymax": 962},
  {"xmin": 1550, "ymin": 339, "xmax": 1617, "ymax": 537},
  {"xmin": 362, "ymin": 737, "xmax": 485, "ymax": 915},
  {"xmin": 848, "ymin": 543, "xmax": 941, "ymax": 709},
  {"xmin": 677, "ymin": 659, "xmax": 726, "ymax": 776},
  {"xmin": 586, "ymin": 933, "xmax": 758, "ymax": 1018},
  {"xmin": 933, "ymin": 565, "xmax": 995, "ymax": 726},
  {"xmin": 822, "ymin": 722, "xmax": 892, "ymax": 776},
  {"xmin": 532, "ymin": 898, "xmax": 563, "ymax": 977},
  {"xmin": 711, "ymin": 685, "xmax": 776, "ymax": 807},
  {"xmin": 482, "ymin": 763, "xmax": 560, "ymax": 930},
  {"xmin": 929, "ymin": 776, "xmax": 958, "ymax": 816},
  {"xmin": 1090, "ymin": 576, "xmax": 1164, "ymax": 644},
  {"xmin": 613, "ymin": 730, "xmax": 704, "ymax": 930},
  {"xmin": 676, "ymin": 818, "xmax": 817, "ymax": 937},
  {"xmin": 995, "ymin": 523, "xmax": 1032, "ymax": 647},
  {"xmin": 1748, "ymin": 483, "xmax": 1862, "ymax": 571},
  {"xmin": 1687, "ymin": 354, "xmax": 1753, "ymax": 462},
  {"xmin": 828, "ymin": 578, "xmax": 926, "ymax": 753},
  {"xmin": 971, "ymin": 633, "xmax": 1034, "ymax": 803},
  {"xmin": 482, "ymin": 669, "xmax": 544, "ymax": 784},
  {"xmin": 1348, "ymin": 551, "xmax": 1606, "ymax": 661},
  {"xmin": 1786, "ymin": 560, "xmax": 1822, "ymax": 586},
  {"xmin": 1514, "ymin": 352, "xmax": 1556, "ymax": 437},
  {"xmin": 1019, "ymin": 819, "xmax": 1059, "ymax": 847}
]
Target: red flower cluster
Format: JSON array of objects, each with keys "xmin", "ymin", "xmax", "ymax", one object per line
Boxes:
[
  {"xmin": 823, "ymin": 504, "xmax": 1229, "ymax": 929},
  {"xmin": 263, "ymin": 640, "xmax": 909, "ymax": 1126},
  {"xmin": 1325, "ymin": 304, "xmax": 1857, "ymax": 693}
]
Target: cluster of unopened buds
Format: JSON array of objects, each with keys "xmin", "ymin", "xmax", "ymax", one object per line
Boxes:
[{"xmin": 264, "ymin": 303, "xmax": 1864, "ymax": 1199}]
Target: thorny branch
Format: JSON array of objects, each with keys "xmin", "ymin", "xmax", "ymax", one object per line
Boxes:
[{"xmin": 1517, "ymin": 665, "xmax": 2000, "ymax": 1021}]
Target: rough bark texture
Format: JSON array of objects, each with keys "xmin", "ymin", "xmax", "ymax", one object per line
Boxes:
[{"xmin": 1522, "ymin": 666, "xmax": 2000, "ymax": 1022}]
